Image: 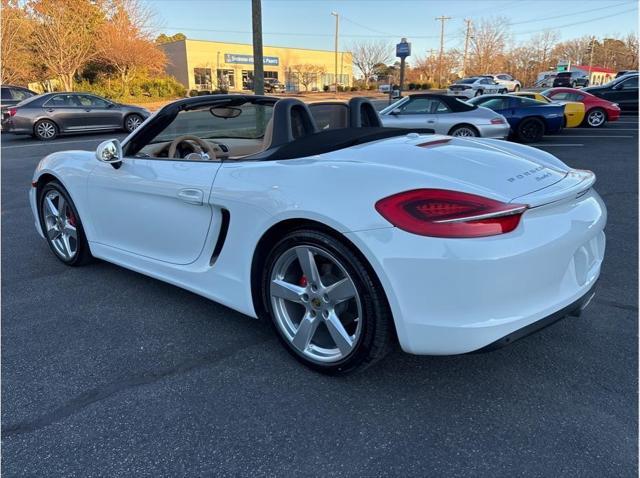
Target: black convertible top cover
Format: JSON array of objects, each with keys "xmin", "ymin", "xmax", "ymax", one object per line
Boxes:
[{"xmin": 246, "ymin": 127, "xmax": 435, "ymax": 161}]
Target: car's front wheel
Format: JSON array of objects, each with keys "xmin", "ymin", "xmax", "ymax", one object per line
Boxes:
[
  {"xmin": 38, "ymin": 181, "xmax": 93, "ymax": 266},
  {"xmin": 517, "ymin": 117, "xmax": 545, "ymax": 142},
  {"xmin": 262, "ymin": 229, "xmax": 394, "ymax": 374},
  {"xmin": 586, "ymin": 108, "xmax": 606, "ymax": 127},
  {"xmin": 34, "ymin": 119, "xmax": 58, "ymax": 140},
  {"xmin": 474, "ymin": 89, "xmax": 483, "ymax": 97},
  {"xmin": 124, "ymin": 113, "xmax": 144, "ymax": 133}
]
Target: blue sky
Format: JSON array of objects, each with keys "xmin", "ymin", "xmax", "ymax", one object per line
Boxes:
[{"xmin": 147, "ymin": 0, "xmax": 638, "ymax": 58}]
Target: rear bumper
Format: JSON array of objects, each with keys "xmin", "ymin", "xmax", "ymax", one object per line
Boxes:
[
  {"xmin": 345, "ymin": 189, "xmax": 606, "ymax": 355},
  {"xmin": 476, "ymin": 123, "xmax": 510, "ymax": 139},
  {"xmin": 447, "ymin": 90, "xmax": 474, "ymax": 99},
  {"xmin": 473, "ymin": 281, "xmax": 597, "ymax": 352}
]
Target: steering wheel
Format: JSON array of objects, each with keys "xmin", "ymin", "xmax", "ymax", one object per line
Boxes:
[{"xmin": 168, "ymin": 135, "xmax": 217, "ymax": 160}]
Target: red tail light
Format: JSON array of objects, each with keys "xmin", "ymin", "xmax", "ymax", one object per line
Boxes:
[
  {"xmin": 375, "ymin": 189, "xmax": 527, "ymax": 238},
  {"xmin": 8, "ymin": 107, "xmax": 17, "ymax": 117}
]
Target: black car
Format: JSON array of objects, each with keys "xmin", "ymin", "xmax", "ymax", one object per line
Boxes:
[
  {"xmin": 583, "ymin": 73, "xmax": 638, "ymax": 111},
  {"xmin": 3, "ymin": 92, "xmax": 151, "ymax": 140},
  {"xmin": 1, "ymin": 85, "xmax": 37, "ymax": 131},
  {"xmin": 616, "ymin": 70, "xmax": 637, "ymax": 78},
  {"xmin": 552, "ymin": 71, "xmax": 590, "ymax": 88}
]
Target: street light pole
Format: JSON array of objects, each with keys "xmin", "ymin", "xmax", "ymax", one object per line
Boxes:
[
  {"xmin": 462, "ymin": 19, "xmax": 472, "ymax": 77},
  {"xmin": 331, "ymin": 11, "xmax": 339, "ymax": 95},
  {"xmin": 435, "ymin": 15, "xmax": 451, "ymax": 88},
  {"xmin": 252, "ymin": 0, "xmax": 264, "ymax": 95}
]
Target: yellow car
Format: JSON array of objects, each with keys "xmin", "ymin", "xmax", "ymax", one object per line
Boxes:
[{"xmin": 514, "ymin": 92, "xmax": 585, "ymax": 128}]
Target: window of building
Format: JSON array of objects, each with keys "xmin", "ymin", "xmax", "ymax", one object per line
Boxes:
[
  {"xmin": 265, "ymin": 71, "xmax": 278, "ymax": 80},
  {"xmin": 194, "ymin": 68, "xmax": 212, "ymax": 90},
  {"xmin": 217, "ymin": 69, "xmax": 235, "ymax": 89},
  {"xmin": 242, "ymin": 70, "xmax": 253, "ymax": 90}
]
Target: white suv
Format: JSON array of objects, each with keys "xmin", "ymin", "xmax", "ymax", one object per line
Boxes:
[{"xmin": 488, "ymin": 74, "xmax": 521, "ymax": 92}]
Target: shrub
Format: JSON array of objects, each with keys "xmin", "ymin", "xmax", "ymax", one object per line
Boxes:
[
  {"xmin": 422, "ymin": 82, "xmax": 432, "ymax": 90},
  {"xmin": 188, "ymin": 89, "xmax": 199, "ymax": 97},
  {"xmin": 323, "ymin": 85, "xmax": 330, "ymax": 92},
  {"xmin": 368, "ymin": 84, "xmax": 376, "ymax": 90},
  {"xmin": 408, "ymin": 82, "xmax": 416, "ymax": 90},
  {"xmin": 350, "ymin": 86, "xmax": 358, "ymax": 91}
]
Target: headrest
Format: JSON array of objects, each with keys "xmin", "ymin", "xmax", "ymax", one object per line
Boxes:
[
  {"xmin": 269, "ymin": 98, "xmax": 318, "ymax": 148},
  {"xmin": 348, "ymin": 97, "xmax": 383, "ymax": 128}
]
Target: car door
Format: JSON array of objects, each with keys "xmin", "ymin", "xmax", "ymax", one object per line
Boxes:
[
  {"xmin": 43, "ymin": 94, "xmax": 83, "ymax": 131},
  {"xmin": 87, "ymin": 157, "xmax": 221, "ymax": 265},
  {"xmin": 75, "ymin": 94, "xmax": 123, "ymax": 129},
  {"xmin": 608, "ymin": 76, "xmax": 638, "ymax": 110},
  {"xmin": 381, "ymin": 97, "xmax": 442, "ymax": 132}
]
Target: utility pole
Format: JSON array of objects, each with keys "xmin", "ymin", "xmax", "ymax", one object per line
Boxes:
[
  {"xmin": 251, "ymin": 0, "xmax": 264, "ymax": 95},
  {"xmin": 462, "ymin": 19, "xmax": 472, "ymax": 77},
  {"xmin": 435, "ymin": 16, "xmax": 451, "ymax": 88},
  {"xmin": 331, "ymin": 11, "xmax": 339, "ymax": 95},
  {"xmin": 588, "ymin": 36, "xmax": 595, "ymax": 82}
]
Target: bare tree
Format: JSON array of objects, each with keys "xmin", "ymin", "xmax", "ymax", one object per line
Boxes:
[
  {"xmin": 349, "ymin": 40, "xmax": 392, "ymax": 85},
  {"xmin": 468, "ymin": 17, "xmax": 510, "ymax": 74},
  {"xmin": 531, "ymin": 30, "xmax": 560, "ymax": 70},
  {"xmin": 623, "ymin": 33, "xmax": 639, "ymax": 69},
  {"xmin": 97, "ymin": 0, "xmax": 166, "ymax": 95},
  {"xmin": 552, "ymin": 36, "xmax": 591, "ymax": 66},
  {"xmin": 29, "ymin": 0, "xmax": 105, "ymax": 91},
  {"xmin": 1, "ymin": 0, "xmax": 34, "ymax": 84},
  {"xmin": 289, "ymin": 64, "xmax": 325, "ymax": 91}
]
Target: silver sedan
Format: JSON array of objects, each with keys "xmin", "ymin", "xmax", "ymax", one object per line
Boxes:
[{"xmin": 379, "ymin": 94, "xmax": 510, "ymax": 138}]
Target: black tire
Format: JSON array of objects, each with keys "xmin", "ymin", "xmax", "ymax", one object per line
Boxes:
[
  {"xmin": 499, "ymin": 88, "xmax": 508, "ymax": 94},
  {"xmin": 124, "ymin": 113, "xmax": 144, "ymax": 133},
  {"xmin": 571, "ymin": 81, "xmax": 577, "ymax": 88},
  {"xmin": 514, "ymin": 85, "xmax": 521, "ymax": 92},
  {"xmin": 585, "ymin": 107, "xmax": 607, "ymax": 128},
  {"xmin": 33, "ymin": 119, "xmax": 58, "ymax": 140},
  {"xmin": 474, "ymin": 89, "xmax": 483, "ymax": 97},
  {"xmin": 516, "ymin": 117, "xmax": 545, "ymax": 143},
  {"xmin": 449, "ymin": 124, "xmax": 479, "ymax": 137},
  {"xmin": 38, "ymin": 180, "xmax": 93, "ymax": 266},
  {"xmin": 261, "ymin": 228, "xmax": 394, "ymax": 374}
]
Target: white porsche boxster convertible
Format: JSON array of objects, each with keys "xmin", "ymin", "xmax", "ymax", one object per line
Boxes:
[{"xmin": 30, "ymin": 95, "xmax": 606, "ymax": 374}]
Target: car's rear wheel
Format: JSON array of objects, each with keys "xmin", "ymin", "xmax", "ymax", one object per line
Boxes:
[
  {"xmin": 517, "ymin": 117, "xmax": 545, "ymax": 142},
  {"xmin": 262, "ymin": 229, "xmax": 394, "ymax": 374},
  {"xmin": 34, "ymin": 119, "xmax": 58, "ymax": 140},
  {"xmin": 474, "ymin": 90, "xmax": 483, "ymax": 97},
  {"xmin": 38, "ymin": 181, "xmax": 92, "ymax": 266},
  {"xmin": 449, "ymin": 124, "xmax": 479, "ymax": 137},
  {"xmin": 586, "ymin": 108, "xmax": 606, "ymax": 127},
  {"xmin": 514, "ymin": 85, "xmax": 521, "ymax": 92},
  {"xmin": 499, "ymin": 88, "xmax": 508, "ymax": 94},
  {"xmin": 124, "ymin": 113, "xmax": 143, "ymax": 133}
]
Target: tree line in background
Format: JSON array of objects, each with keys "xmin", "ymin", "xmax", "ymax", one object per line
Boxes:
[
  {"xmin": 1, "ymin": 0, "xmax": 185, "ymax": 100},
  {"xmin": 350, "ymin": 18, "xmax": 639, "ymax": 88}
]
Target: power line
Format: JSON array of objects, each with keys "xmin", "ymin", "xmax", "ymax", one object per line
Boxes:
[{"xmin": 509, "ymin": 0, "xmax": 635, "ymax": 25}]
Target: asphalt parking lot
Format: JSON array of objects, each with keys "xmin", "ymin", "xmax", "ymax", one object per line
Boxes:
[{"xmin": 2, "ymin": 116, "xmax": 638, "ymax": 476}]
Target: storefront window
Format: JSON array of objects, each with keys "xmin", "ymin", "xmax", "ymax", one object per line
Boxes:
[
  {"xmin": 194, "ymin": 68, "xmax": 212, "ymax": 90},
  {"xmin": 217, "ymin": 69, "xmax": 235, "ymax": 89}
]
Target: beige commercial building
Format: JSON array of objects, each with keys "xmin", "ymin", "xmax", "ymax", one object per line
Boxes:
[{"xmin": 160, "ymin": 38, "xmax": 353, "ymax": 92}]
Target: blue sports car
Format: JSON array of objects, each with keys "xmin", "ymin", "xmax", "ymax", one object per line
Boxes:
[{"xmin": 467, "ymin": 94, "xmax": 565, "ymax": 143}]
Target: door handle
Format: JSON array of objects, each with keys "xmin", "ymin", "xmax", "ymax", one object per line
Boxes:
[
  {"xmin": 427, "ymin": 120, "xmax": 435, "ymax": 124},
  {"xmin": 177, "ymin": 188, "xmax": 204, "ymax": 205}
]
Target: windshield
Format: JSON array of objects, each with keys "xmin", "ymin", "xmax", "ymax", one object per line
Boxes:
[{"xmin": 151, "ymin": 102, "xmax": 273, "ymax": 143}]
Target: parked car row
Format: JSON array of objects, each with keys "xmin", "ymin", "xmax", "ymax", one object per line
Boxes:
[
  {"xmin": 379, "ymin": 81, "xmax": 628, "ymax": 143},
  {"xmin": 1, "ymin": 91, "xmax": 150, "ymax": 140}
]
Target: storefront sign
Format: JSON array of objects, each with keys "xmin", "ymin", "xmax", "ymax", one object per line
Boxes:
[{"xmin": 224, "ymin": 54, "xmax": 279, "ymax": 66}]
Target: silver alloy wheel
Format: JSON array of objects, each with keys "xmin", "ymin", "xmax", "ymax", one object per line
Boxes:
[
  {"xmin": 270, "ymin": 245, "xmax": 362, "ymax": 363},
  {"xmin": 36, "ymin": 121, "xmax": 56, "ymax": 139},
  {"xmin": 126, "ymin": 115, "xmax": 142, "ymax": 132},
  {"xmin": 588, "ymin": 110, "xmax": 605, "ymax": 127},
  {"xmin": 42, "ymin": 190, "xmax": 78, "ymax": 260},
  {"xmin": 451, "ymin": 127, "xmax": 477, "ymax": 137}
]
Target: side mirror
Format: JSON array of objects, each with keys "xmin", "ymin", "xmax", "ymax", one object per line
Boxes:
[{"xmin": 96, "ymin": 139, "xmax": 123, "ymax": 169}]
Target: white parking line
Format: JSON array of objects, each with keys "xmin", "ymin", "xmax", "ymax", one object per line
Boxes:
[
  {"xmin": 537, "ymin": 144, "xmax": 584, "ymax": 147},
  {"xmin": 549, "ymin": 135, "xmax": 635, "ymax": 138}
]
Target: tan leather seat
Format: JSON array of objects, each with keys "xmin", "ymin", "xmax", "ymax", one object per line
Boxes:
[{"xmin": 261, "ymin": 118, "xmax": 274, "ymax": 151}]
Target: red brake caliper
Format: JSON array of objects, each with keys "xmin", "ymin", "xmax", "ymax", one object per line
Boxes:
[
  {"xmin": 67, "ymin": 210, "xmax": 77, "ymax": 227},
  {"xmin": 298, "ymin": 275, "xmax": 308, "ymax": 287}
]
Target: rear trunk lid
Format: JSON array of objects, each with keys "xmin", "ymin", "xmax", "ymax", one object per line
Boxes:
[{"xmin": 347, "ymin": 134, "xmax": 573, "ymax": 203}]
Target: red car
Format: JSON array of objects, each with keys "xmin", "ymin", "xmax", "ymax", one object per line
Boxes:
[{"xmin": 542, "ymin": 87, "xmax": 621, "ymax": 127}]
